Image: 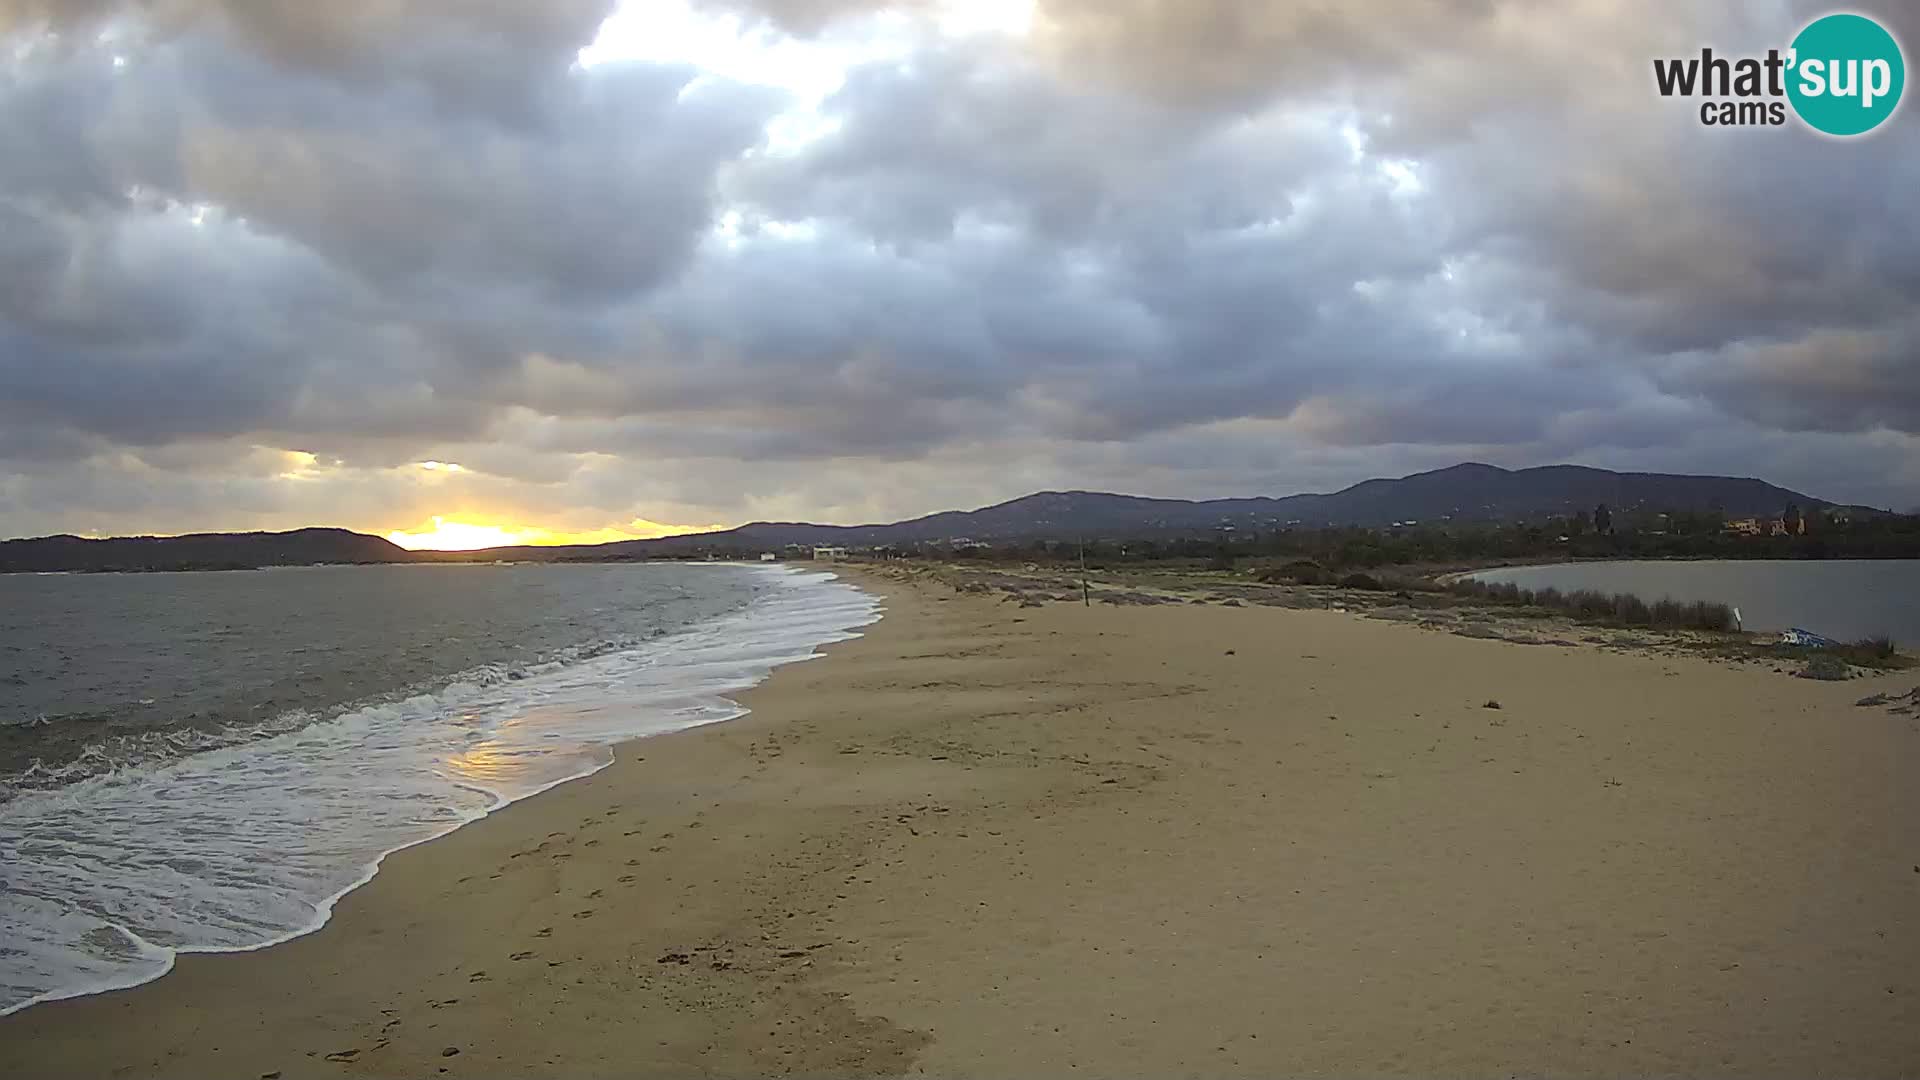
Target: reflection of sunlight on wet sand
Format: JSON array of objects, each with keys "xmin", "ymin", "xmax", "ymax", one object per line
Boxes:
[
  {"xmin": 442, "ymin": 711, "xmax": 617, "ymax": 795},
  {"xmin": 444, "ymin": 739, "xmax": 521, "ymax": 787}
]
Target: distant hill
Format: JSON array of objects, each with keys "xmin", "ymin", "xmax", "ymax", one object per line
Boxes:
[
  {"xmin": 486, "ymin": 463, "xmax": 1861, "ymax": 557},
  {"xmin": 1, "ymin": 463, "xmax": 1870, "ymax": 570},
  {"xmin": 0, "ymin": 528, "xmax": 412, "ymax": 574}
]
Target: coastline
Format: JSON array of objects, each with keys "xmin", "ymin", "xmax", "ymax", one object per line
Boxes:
[
  {"xmin": 0, "ymin": 562, "xmax": 877, "ymax": 1019},
  {"xmin": 7, "ymin": 564, "xmax": 1919, "ymax": 1076}
]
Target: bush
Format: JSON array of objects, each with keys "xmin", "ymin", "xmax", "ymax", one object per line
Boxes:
[
  {"xmin": 1257, "ymin": 559, "xmax": 1330, "ymax": 585},
  {"xmin": 1445, "ymin": 577, "xmax": 1734, "ymax": 631},
  {"xmin": 1855, "ymin": 635, "xmax": 1897, "ymax": 660},
  {"xmin": 1823, "ymin": 637, "xmax": 1910, "ymax": 670},
  {"xmin": 1798, "ymin": 654, "xmax": 1851, "ymax": 681},
  {"xmin": 1339, "ymin": 572, "xmax": 1384, "ymax": 591}
]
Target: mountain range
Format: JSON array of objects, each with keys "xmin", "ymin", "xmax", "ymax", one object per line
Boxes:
[{"xmin": 0, "ymin": 463, "xmax": 1868, "ymax": 572}]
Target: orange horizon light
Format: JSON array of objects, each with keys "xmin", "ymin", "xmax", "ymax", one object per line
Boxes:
[{"xmin": 384, "ymin": 516, "xmax": 723, "ymax": 551}]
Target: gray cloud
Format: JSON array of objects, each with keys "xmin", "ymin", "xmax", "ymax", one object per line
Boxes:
[
  {"xmin": 2, "ymin": 0, "xmax": 1917, "ymax": 540},
  {"xmin": 1, "ymin": 1, "xmax": 616, "ymax": 121}
]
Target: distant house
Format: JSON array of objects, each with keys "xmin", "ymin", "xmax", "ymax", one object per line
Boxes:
[
  {"xmin": 1725, "ymin": 518, "xmax": 1764, "ymax": 536},
  {"xmin": 813, "ymin": 546, "xmax": 849, "ymax": 561},
  {"xmin": 759, "ymin": 552, "xmax": 778, "ymax": 562}
]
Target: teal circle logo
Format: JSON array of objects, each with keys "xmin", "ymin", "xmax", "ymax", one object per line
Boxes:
[{"xmin": 1787, "ymin": 13, "xmax": 1905, "ymax": 136}]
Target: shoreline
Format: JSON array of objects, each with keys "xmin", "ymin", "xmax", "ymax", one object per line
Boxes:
[
  {"xmin": 1436, "ymin": 553, "xmax": 1920, "ymax": 585},
  {"xmin": 7, "ymin": 564, "xmax": 1918, "ymax": 1076},
  {"xmin": 0, "ymin": 563, "xmax": 878, "ymax": 1021}
]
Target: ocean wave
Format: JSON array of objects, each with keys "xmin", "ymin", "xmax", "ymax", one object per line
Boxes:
[
  {"xmin": 0, "ymin": 626, "xmax": 690, "ymax": 803},
  {"xmin": 0, "ymin": 565, "xmax": 880, "ymax": 1016}
]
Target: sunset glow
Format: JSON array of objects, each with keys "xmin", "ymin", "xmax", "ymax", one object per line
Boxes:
[{"xmin": 385, "ymin": 516, "xmax": 724, "ymax": 551}]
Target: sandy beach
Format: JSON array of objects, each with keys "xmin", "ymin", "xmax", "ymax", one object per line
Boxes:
[{"xmin": 7, "ymin": 565, "xmax": 1919, "ymax": 1077}]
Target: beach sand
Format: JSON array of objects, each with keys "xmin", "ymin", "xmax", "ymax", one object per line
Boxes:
[{"xmin": 7, "ymin": 566, "xmax": 1920, "ymax": 1077}]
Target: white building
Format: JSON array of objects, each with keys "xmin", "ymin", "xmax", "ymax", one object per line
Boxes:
[
  {"xmin": 813, "ymin": 546, "xmax": 849, "ymax": 561},
  {"xmin": 759, "ymin": 552, "xmax": 778, "ymax": 562}
]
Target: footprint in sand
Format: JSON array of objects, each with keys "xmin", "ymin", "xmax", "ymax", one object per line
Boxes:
[
  {"xmin": 510, "ymin": 951, "xmax": 535, "ymax": 961},
  {"xmin": 585, "ymin": 889, "xmax": 603, "ymax": 899},
  {"xmin": 572, "ymin": 910, "xmax": 595, "ymax": 919},
  {"xmin": 617, "ymin": 874, "xmax": 636, "ymax": 883},
  {"xmin": 534, "ymin": 927, "xmax": 552, "ymax": 938},
  {"xmin": 468, "ymin": 971, "xmax": 490, "ymax": 982}
]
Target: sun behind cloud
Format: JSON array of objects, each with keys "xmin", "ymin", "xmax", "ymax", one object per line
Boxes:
[{"xmin": 385, "ymin": 516, "xmax": 724, "ymax": 551}]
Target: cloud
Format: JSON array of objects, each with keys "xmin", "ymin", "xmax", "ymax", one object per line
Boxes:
[
  {"xmin": 1, "ymin": 1, "xmax": 617, "ymax": 118},
  {"xmin": 691, "ymin": 0, "xmax": 927, "ymax": 37},
  {"xmin": 3, "ymin": 0, "xmax": 1917, "ymax": 540}
]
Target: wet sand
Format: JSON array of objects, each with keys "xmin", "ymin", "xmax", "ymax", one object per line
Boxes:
[{"xmin": 7, "ymin": 566, "xmax": 1920, "ymax": 1077}]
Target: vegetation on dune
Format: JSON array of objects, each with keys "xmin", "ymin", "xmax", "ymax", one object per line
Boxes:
[
  {"xmin": 1798, "ymin": 654, "xmax": 1852, "ymax": 681},
  {"xmin": 1441, "ymin": 578, "xmax": 1737, "ymax": 632},
  {"xmin": 934, "ymin": 510, "xmax": 1920, "ymax": 569}
]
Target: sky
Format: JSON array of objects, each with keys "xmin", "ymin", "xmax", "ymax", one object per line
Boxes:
[{"xmin": 1, "ymin": 0, "xmax": 1917, "ymax": 548}]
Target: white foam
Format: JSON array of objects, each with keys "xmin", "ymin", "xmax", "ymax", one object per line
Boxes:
[{"xmin": 0, "ymin": 565, "xmax": 879, "ymax": 1016}]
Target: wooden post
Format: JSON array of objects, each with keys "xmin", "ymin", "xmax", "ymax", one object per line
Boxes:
[{"xmin": 1080, "ymin": 537, "xmax": 1089, "ymax": 607}]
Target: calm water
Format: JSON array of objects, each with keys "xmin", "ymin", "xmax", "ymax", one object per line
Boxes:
[
  {"xmin": 0, "ymin": 562, "xmax": 879, "ymax": 1014},
  {"xmin": 1470, "ymin": 560, "xmax": 1920, "ymax": 642}
]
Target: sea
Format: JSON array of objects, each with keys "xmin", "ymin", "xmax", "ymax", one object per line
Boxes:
[
  {"xmin": 0, "ymin": 561, "xmax": 878, "ymax": 1016},
  {"xmin": 1467, "ymin": 559, "xmax": 1920, "ymax": 642}
]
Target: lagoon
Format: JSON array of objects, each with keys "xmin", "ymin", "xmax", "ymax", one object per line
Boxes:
[{"xmin": 1469, "ymin": 559, "xmax": 1920, "ymax": 643}]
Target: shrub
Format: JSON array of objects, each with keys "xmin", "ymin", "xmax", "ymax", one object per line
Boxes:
[
  {"xmin": 1798, "ymin": 654, "xmax": 1851, "ymax": 681},
  {"xmin": 1855, "ymin": 635, "xmax": 1897, "ymax": 660},
  {"xmin": 1612, "ymin": 593, "xmax": 1652, "ymax": 624},
  {"xmin": 1444, "ymin": 577, "xmax": 1733, "ymax": 631},
  {"xmin": 1339, "ymin": 572, "xmax": 1384, "ymax": 591},
  {"xmin": 1257, "ymin": 559, "xmax": 1330, "ymax": 585}
]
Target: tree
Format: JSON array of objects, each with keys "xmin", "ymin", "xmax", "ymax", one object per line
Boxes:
[
  {"xmin": 1784, "ymin": 502, "xmax": 1802, "ymax": 535},
  {"xmin": 1593, "ymin": 503, "xmax": 1612, "ymax": 535},
  {"xmin": 1208, "ymin": 528, "xmax": 1236, "ymax": 570}
]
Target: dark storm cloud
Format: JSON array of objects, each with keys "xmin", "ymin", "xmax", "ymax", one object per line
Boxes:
[
  {"xmin": 2, "ymin": 0, "xmax": 1917, "ymax": 538},
  {"xmin": 1039, "ymin": 0, "xmax": 1920, "ymax": 443},
  {"xmin": 715, "ymin": 35, "xmax": 1564, "ymax": 445}
]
